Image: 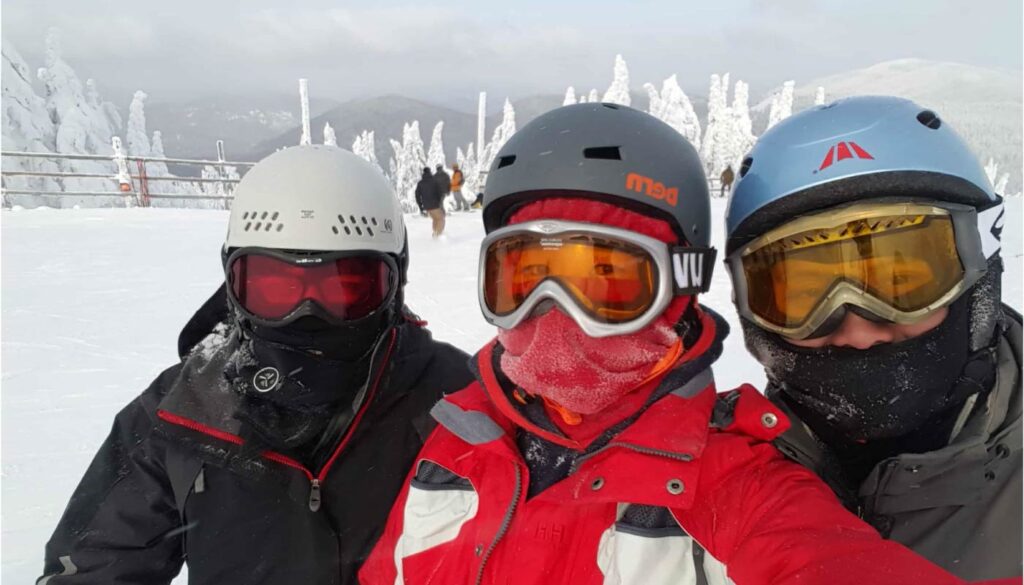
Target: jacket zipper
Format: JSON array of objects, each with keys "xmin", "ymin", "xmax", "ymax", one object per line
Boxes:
[
  {"xmin": 158, "ymin": 329, "xmax": 397, "ymax": 513},
  {"xmin": 474, "ymin": 464, "xmax": 522, "ymax": 585},
  {"xmin": 569, "ymin": 441, "xmax": 694, "ymax": 475}
]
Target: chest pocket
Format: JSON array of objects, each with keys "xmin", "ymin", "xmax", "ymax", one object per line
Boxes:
[
  {"xmin": 596, "ymin": 504, "xmax": 733, "ymax": 585},
  {"xmin": 397, "ymin": 459, "xmax": 479, "ymax": 563}
]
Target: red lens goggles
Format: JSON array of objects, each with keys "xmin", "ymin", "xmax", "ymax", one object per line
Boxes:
[{"xmin": 226, "ymin": 248, "xmax": 395, "ymax": 324}]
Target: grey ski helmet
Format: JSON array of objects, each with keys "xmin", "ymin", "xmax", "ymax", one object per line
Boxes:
[{"xmin": 482, "ymin": 103, "xmax": 711, "ymax": 247}]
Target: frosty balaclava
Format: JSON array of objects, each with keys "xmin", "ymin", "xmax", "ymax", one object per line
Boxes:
[
  {"xmin": 497, "ymin": 198, "xmax": 690, "ymax": 416},
  {"xmin": 744, "ymin": 257, "xmax": 1004, "ymax": 456}
]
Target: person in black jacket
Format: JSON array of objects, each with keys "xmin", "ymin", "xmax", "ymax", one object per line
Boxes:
[
  {"xmin": 433, "ymin": 163, "xmax": 451, "ymax": 210},
  {"xmin": 39, "ymin": 146, "xmax": 473, "ymax": 585},
  {"xmin": 416, "ymin": 167, "xmax": 444, "ymax": 237}
]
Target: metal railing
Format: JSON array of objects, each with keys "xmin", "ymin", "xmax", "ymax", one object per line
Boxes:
[{"xmin": 1, "ymin": 139, "xmax": 256, "ymax": 208}]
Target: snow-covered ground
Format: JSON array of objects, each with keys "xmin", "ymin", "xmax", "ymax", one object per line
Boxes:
[{"xmin": 2, "ymin": 199, "xmax": 1021, "ymax": 583}]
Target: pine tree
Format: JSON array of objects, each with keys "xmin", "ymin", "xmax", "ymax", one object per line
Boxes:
[
  {"xmin": 563, "ymin": 86, "xmax": 577, "ymax": 106},
  {"xmin": 426, "ymin": 121, "xmax": 446, "ymax": 169},
  {"xmin": 602, "ymin": 54, "xmax": 631, "ymax": 106},
  {"xmin": 767, "ymin": 80, "xmax": 796, "ymax": 130},
  {"xmin": 323, "ymin": 122, "xmax": 337, "ymax": 146},
  {"xmin": 126, "ymin": 90, "xmax": 151, "ymax": 157},
  {"xmin": 644, "ymin": 74, "xmax": 701, "ymax": 150}
]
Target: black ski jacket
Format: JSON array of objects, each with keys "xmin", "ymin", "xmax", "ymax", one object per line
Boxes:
[
  {"xmin": 38, "ymin": 291, "xmax": 473, "ymax": 585},
  {"xmin": 416, "ymin": 176, "xmax": 442, "ymax": 211}
]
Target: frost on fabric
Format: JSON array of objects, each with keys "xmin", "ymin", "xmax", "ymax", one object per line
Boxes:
[
  {"xmin": 498, "ymin": 308, "xmax": 677, "ymax": 415},
  {"xmin": 191, "ymin": 321, "xmax": 233, "ymax": 361},
  {"xmin": 968, "ymin": 268, "xmax": 1001, "ymax": 351}
]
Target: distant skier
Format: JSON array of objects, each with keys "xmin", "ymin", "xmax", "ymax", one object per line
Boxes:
[
  {"xmin": 719, "ymin": 164, "xmax": 734, "ymax": 197},
  {"xmin": 38, "ymin": 146, "xmax": 472, "ymax": 584},
  {"xmin": 725, "ymin": 96, "xmax": 1021, "ymax": 581},
  {"xmin": 416, "ymin": 167, "xmax": 444, "ymax": 237},
  {"xmin": 360, "ymin": 104, "xmax": 966, "ymax": 585},
  {"xmin": 433, "ymin": 163, "xmax": 451, "ymax": 212},
  {"xmin": 449, "ymin": 162, "xmax": 470, "ymax": 211}
]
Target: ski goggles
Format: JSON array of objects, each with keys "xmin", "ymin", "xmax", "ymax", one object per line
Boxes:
[
  {"xmin": 224, "ymin": 247, "xmax": 398, "ymax": 327},
  {"xmin": 726, "ymin": 201, "xmax": 992, "ymax": 340},
  {"xmin": 479, "ymin": 220, "xmax": 716, "ymax": 337}
]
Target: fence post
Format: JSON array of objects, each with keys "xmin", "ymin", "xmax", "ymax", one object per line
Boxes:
[
  {"xmin": 135, "ymin": 160, "xmax": 150, "ymax": 207},
  {"xmin": 216, "ymin": 140, "xmax": 228, "ymax": 210},
  {"xmin": 111, "ymin": 137, "xmax": 135, "ymax": 208}
]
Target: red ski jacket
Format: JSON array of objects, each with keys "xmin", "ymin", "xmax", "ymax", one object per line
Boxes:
[{"xmin": 361, "ymin": 314, "xmax": 963, "ymax": 585}]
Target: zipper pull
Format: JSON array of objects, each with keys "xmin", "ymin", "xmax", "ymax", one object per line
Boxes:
[{"xmin": 309, "ymin": 479, "xmax": 322, "ymax": 512}]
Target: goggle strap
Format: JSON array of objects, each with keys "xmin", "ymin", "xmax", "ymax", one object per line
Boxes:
[
  {"xmin": 670, "ymin": 246, "xmax": 717, "ymax": 295},
  {"xmin": 977, "ymin": 200, "xmax": 1004, "ymax": 259}
]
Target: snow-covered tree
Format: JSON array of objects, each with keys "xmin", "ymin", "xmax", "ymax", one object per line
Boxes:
[
  {"xmin": 644, "ymin": 74, "xmax": 702, "ymax": 150},
  {"xmin": 456, "ymin": 143, "xmax": 480, "ymax": 195},
  {"xmin": 36, "ymin": 28, "xmax": 120, "ymax": 201},
  {"xmin": 126, "ymin": 90, "xmax": 151, "ymax": 157},
  {"xmin": 323, "ymin": 122, "xmax": 337, "ymax": 146},
  {"xmin": 766, "ymin": 80, "xmax": 796, "ymax": 130},
  {"xmin": 587, "ymin": 88, "xmax": 599, "ymax": 103},
  {"xmin": 602, "ymin": 54, "xmax": 631, "ymax": 106},
  {"xmin": 426, "ymin": 121, "xmax": 446, "ymax": 169},
  {"xmin": 729, "ymin": 80, "xmax": 756, "ymax": 169},
  {"xmin": 700, "ymin": 73, "xmax": 729, "ymax": 175},
  {"xmin": 388, "ymin": 121, "xmax": 427, "ymax": 211},
  {"xmin": 814, "ymin": 86, "xmax": 826, "ymax": 106},
  {"xmin": 478, "ymin": 99, "xmax": 517, "ymax": 175},
  {"xmin": 563, "ymin": 86, "xmax": 577, "ymax": 106},
  {"xmin": 352, "ymin": 130, "xmax": 381, "ymax": 172},
  {"xmin": 1, "ymin": 39, "xmax": 62, "ymax": 204}
]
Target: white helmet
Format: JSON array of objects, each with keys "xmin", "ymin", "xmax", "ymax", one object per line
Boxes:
[{"xmin": 226, "ymin": 145, "xmax": 406, "ymax": 256}]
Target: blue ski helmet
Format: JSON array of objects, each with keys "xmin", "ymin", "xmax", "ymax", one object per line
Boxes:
[{"xmin": 725, "ymin": 95, "xmax": 998, "ymax": 256}]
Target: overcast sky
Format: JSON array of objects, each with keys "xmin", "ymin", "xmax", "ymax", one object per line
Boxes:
[{"xmin": 3, "ymin": 0, "xmax": 1021, "ymax": 108}]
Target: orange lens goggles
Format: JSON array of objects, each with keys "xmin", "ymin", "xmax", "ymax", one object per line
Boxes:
[
  {"xmin": 741, "ymin": 209, "xmax": 964, "ymax": 329},
  {"xmin": 484, "ymin": 233, "xmax": 658, "ymax": 324}
]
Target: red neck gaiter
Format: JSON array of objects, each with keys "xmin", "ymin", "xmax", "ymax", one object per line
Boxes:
[{"xmin": 496, "ymin": 197, "xmax": 690, "ymax": 441}]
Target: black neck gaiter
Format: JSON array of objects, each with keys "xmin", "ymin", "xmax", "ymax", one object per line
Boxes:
[
  {"xmin": 225, "ymin": 310, "xmax": 393, "ymax": 461},
  {"xmin": 743, "ymin": 295, "xmax": 990, "ymax": 477}
]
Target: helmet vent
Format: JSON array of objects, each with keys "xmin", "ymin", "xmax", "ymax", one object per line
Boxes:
[
  {"xmin": 253, "ymin": 222, "xmax": 262, "ymax": 231},
  {"xmin": 371, "ymin": 218, "xmax": 378, "ymax": 226},
  {"xmin": 355, "ymin": 226, "xmax": 363, "ymax": 236},
  {"xmin": 349, "ymin": 215, "xmax": 357, "ymax": 224},
  {"xmin": 276, "ymin": 224, "xmax": 284, "ymax": 232},
  {"xmin": 497, "ymin": 155, "xmax": 517, "ymax": 169},
  {"xmin": 739, "ymin": 157, "xmax": 753, "ymax": 178},
  {"xmin": 601, "ymin": 103, "xmax": 620, "ymax": 110},
  {"xmin": 337, "ymin": 215, "xmax": 346, "ymax": 224},
  {"xmin": 344, "ymin": 226, "xmax": 352, "ymax": 235},
  {"xmin": 916, "ymin": 110, "xmax": 942, "ymax": 129},
  {"xmin": 583, "ymin": 146, "xmax": 621, "ymax": 160},
  {"xmin": 244, "ymin": 222, "xmax": 252, "ymax": 231},
  {"xmin": 367, "ymin": 227, "xmax": 375, "ymax": 236},
  {"xmin": 332, "ymin": 226, "xmax": 339, "ymax": 234}
]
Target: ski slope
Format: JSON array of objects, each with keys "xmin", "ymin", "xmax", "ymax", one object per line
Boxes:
[{"xmin": 2, "ymin": 199, "xmax": 1021, "ymax": 583}]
